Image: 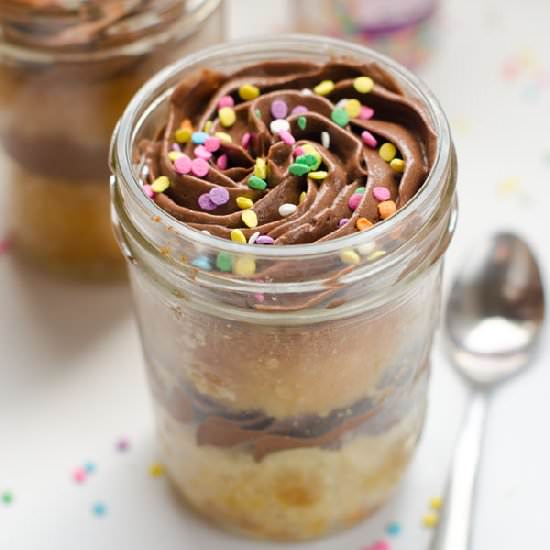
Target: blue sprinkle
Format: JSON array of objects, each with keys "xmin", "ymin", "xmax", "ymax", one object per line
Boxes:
[
  {"xmin": 191, "ymin": 256, "xmax": 213, "ymax": 271},
  {"xmin": 191, "ymin": 131, "xmax": 209, "ymax": 144},
  {"xmin": 386, "ymin": 521, "xmax": 401, "ymax": 537},
  {"xmin": 84, "ymin": 462, "xmax": 96, "ymax": 474},
  {"xmin": 92, "ymin": 502, "xmax": 107, "ymax": 517}
]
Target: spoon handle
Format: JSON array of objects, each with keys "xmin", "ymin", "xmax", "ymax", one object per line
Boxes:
[{"xmin": 430, "ymin": 392, "xmax": 488, "ymax": 550}]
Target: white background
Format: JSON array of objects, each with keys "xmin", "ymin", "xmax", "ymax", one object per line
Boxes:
[{"xmin": 1, "ymin": 0, "xmax": 549, "ymax": 548}]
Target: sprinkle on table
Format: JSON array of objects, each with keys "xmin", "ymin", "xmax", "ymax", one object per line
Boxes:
[
  {"xmin": 314, "ymin": 79, "xmax": 335, "ymax": 96},
  {"xmin": 84, "ymin": 462, "xmax": 96, "ymax": 474},
  {"xmin": 116, "ymin": 437, "xmax": 130, "ymax": 452},
  {"xmin": 2, "ymin": 491, "xmax": 14, "ymax": 506},
  {"xmin": 430, "ymin": 496, "xmax": 443, "ymax": 510},
  {"xmin": 239, "ymin": 84, "xmax": 260, "ymax": 100},
  {"xmin": 379, "ymin": 142, "xmax": 397, "ymax": 162},
  {"xmin": 149, "ymin": 463, "xmax": 165, "ymax": 477},
  {"xmin": 353, "ymin": 76, "xmax": 375, "ymax": 93},
  {"xmin": 219, "ymin": 107, "xmax": 236, "ymax": 128},
  {"xmin": 92, "ymin": 502, "xmax": 107, "ymax": 517},
  {"xmin": 73, "ymin": 467, "xmax": 87, "ymax": 484},
  {"xmin": 422, "ymin": 512, "xmax": 439, "ymax": 528},
  {"xmin": 385, "ymin": 521, "xmax": 402, "ymax": 537}
]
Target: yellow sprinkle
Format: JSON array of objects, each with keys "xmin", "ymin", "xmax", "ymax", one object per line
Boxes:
[
  {"xmin": 175, "ymin": 128, "xmax": 191, "ymax": 143},
  {"xmin": 430, "ymin": 497, "xmax": 443, "ymax": 511},
  {"xmin": 422, "ymin": 513, "xmax": 439, "ymax": 529},
  {"xmin": 340, "ymin": 248, "xmax": 361, "ymax": 266},
  {"xmin": 234, "ymin": 256, "xmax": 256, "ymax": 277},
  {"xmin": 239, "ymin": 84, "xmax": 260, "ymax": 100},
  {"xmin": 242, "ymin": 209, "xmax": 258, "ymax": 228},
  {"xmin": 168, "ymin": 151, "xmax": 183, "ymax": 162},
  {"xmin": 314, "ymin": 80, "xmax": 335, "ymax": 96},
  {"xmin": 390, "ymin": 158, "xmax": 406, "ymax": 172},
  {"xmin": 219, "ymin": 107, "xmax": 236, "ymax": 128},
  {"xmin": 299, "ymin": 191, "xmax": 307, "ymax": 204},
  {"xmin": 149, "ymin": 463, "xmax": 165, "ymax": 477},
  {"xmin": 254, "ymin": 158, "xmax": 267, "ymax": 179},
  {"xmin": 215, "ymin": 131, "xmax": 232, "ymax": 143},
  {"xmin": 379, "ymin": 142, "xmax": 397, "ymax": 162},
  {"xmin": 230, "ymin": 229, "xmax": 247, "ymax": 244},
  {"xmin": 236, "ymin": 196, "xmax": 253, "ymax": 210},
  {"xmin": 308, "ymin": 170, "xmax": 328, "ymax": 180},
  {"xmin": 151, "ymin": 176, "xmax": 170, "ymax": 193},
  {"xmin": 345, "ymin": 98, "xmax": 362, "ymax": 118},
  {"xmin": 203, "ymin": 120, "xmax": 213, "ymax": 132},
  {"xmin": 367, "ymin": 250, "xmax": 386, "ymax": 261},
  {"xmin": 353, "ymin": 76, "xmax": 375, "ymax": 94}
]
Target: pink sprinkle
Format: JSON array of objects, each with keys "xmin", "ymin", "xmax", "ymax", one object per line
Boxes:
[
  {"xmin": 204, "ymin": 136, "xmax": 221, "ymax": 153},
  {"xmin": 360, "ymin": 106, "xmax": 375, "ymax": 120},
  {"xmin": 361, "ymin": 130, "xmax": 378, "ymax": 148},
  {"xmin": 73, "ymin": 468, "xmax": 87, "ymax": 484},
  {"xmin": 293, "ymin": 146, "xmax": 305, "ymax": 157},
  {"xmin": 171, "ymin": 143, "xmax": 181, "ymax": 152},
  {"xmin": 363, "ymin": 542, "xmax": 390, "ymax": 550},
  {"xmin": 279, "ymin": 131, "xmax": 296, "ymax": 145},
  {"xmin": 291, "ymin": 105, "xmax": 308, "ymax": 116},
  {"xmin": 241, "ymin": 132, "xmax": 251, "ymax": 148},
  {"xmin": 271, "ymin": 99, "xmax": 288, "ymax": 119},
  {"xmin": 254, "ymin": 292, "xmax": 265, "ymax": 303},
  {"xmin": 194, "ymin": 145, "xmax": 212, "ymax": 160},
  {"xmin": 143, "ymin": 184, "xmax": 155, "ymax": 198},
  {"xmin": 348, "ymin": 193, "xmax": 362, "ymax": 211},
  {"xmin": 256, "ymin": 235, "xmax": 274, "ymax": 245},
  {"xmin": 191, "ymin": 157, "xmax": 209, "ymax": 177},
  {"xmin": 216, "ymin": 154, "xmax": 228, "ymax": 170},
  {"xmin": 373, "ymin": 187, "xmax": 391, "ymax": 201},
  {"xmin": 209, "ymin": 186, "xmax": 230, "ymax": 206},
  {"xmin": 218, "ymin": 95, "xmax": 234, "ymax": 108},
  {"xmin": 338, "ymin": 218, "xmax": 349, "ymax": 228},
  {"xmin": 198, "ymin": 193, "xmax": 217, "ymax": 211},
  {"xmin": 174, "ymin": 153, "xmax": 192, "ymax": 175}
]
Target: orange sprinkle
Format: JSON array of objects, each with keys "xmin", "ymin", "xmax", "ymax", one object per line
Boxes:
[
  {"xmin": 180, "ymin": 119, "xmax": 193, "ymax": 130},
  {"xmin": 378, "ymin": 200, "xmax": 397, "ymax": 220},
  {"xmin": 356, "ymin": 217, "xmax": 373, "ymax": 231}
]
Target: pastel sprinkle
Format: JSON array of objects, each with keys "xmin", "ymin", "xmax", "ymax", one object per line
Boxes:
[
  {"xmin": 143, "ymin": 184, "xmax": 154, "ymax": 198},
  {"xmin": 254, "ymin": 158, "xmax": 267, "ymax": 179},
  {"xmin": 302, "ymin": 143, "xmax": 321, "ymax": 160},
  {"xmin": 73, "ymin": 467, "xmax": 87, "ymax": 484},
  {"xmin": 255, "ymin": 109, "xmax": 262, "ymax": 118},
  {"xmin": 194, "ymin": 145, "xmax": 212, "ymax": 160},
  {"xmin": 2, "ymin": 491, "xmax": 13, "ymax": 505},
  {"xmin": 271, "ymin": 99, "xmax": 288, "ymax": 119},
  {"xmin": 116, "ymin": 437, "xmax": 130, "ymax": 452},
  {"xmin": 248, "ymin": 231, "xmax": 260, "ymax": 244},
  {"xmin": 292, "ymin": 105, "xmax": 308, "ymax": 115},
  {"xmin": 218, "ymin": 95, "xmax": 234, "ymax": 108},
  {"xmin": 314, "ymin": 79, "xmax": 335, "ymax": 96},
  {"xmin": 355, "ymin": 186, "xmax": 366, "ymax": 194},
  {"xmin": 191, "ymin": 256, "xmax": 212, "ymax": 271},
  {"xmin": 256, "ymin": 235, "xmax": 274, "ymax": 244},
  {"xmin": 175, "ymin": 128, "xmax": 191, "ymax": 143},
  {"xmin": 386, "ymin": 521, "xmax": 402, "ymax": 537},
  {"xmin": 360, "ymin": 106, "xmax": 375, "ymax": 120},
  {"xmin": 289, "ymin": 163, "xmax": 311, "ymax": 176},
  {"xmin": 191, "ymin": 131, "xmax": 208, "ymax": 144},
  {"xmin": 270, "ymin": 119, "xmax": 290, "ymax": 134},
  {"xmin": 216, "ymin": 154, "xmax": 228, "ymax": 170},
  {"xmin": 216, "ymin": 252, "xmax": 232, "ymax": 272},
  {"xmin": 198, "ymin": 193, "xmax": 217, "ymax": 211},
  {"xmin": 368, "ymin": 250, "xmax": 386, "ymax": 261},
  {"xmin": 308, "ymin": 170, "xmax": 328, "ymax": 180},
  {"xmin": 361, "ymin": 130, "xmax": 378, "ymax": 148},
  {"xmin": 299, "ymin": 191, "xmax": 307, "ymax": 204},
  {"xmin": 84, "ymin": 462, "xmax": 96, "ymax": 474},
  {"xmin": 174, "ymin": 154, "xmax": 192, "ymax": 175},
  {"xmin": 356, "ymin": 217, "xmax": 373, "ymax": 231},
  {"xmin": 236, "ymin": 196, "xmax": 253, "ymax": 210},
  {"xmin": 248, "ymin": 175, "xmax": 267, "ymax": 190},
  {"xmin": 390, "ymin": 158, "xmax": 406, "ymax": 172},
  {"xmin": 379, "ymin": 142, "xmax": 397, "ymax": 162},
  {"xmin": 297, "ymin": 116, "xmax": 307, "ymax": 130},
  {"xmin": 422, "ymin": 512, "xmax": 439, "ymax": 529},
  {"xmin": 239, "ymin": 84, "xmax": 260, "ymax": 100},
  {"xmin": 331, "ymin": 108, "xmax": 349, "ymax": 127},
  {"xmin": 204, "ymin": 136, "xmax": 221, "ymax": 152},
  {"xmin": 168, "ymin": 151, "xmax": 183, "ymax": 162},
  {"xmin": 215, "ymin": 131, "xmax": 232, "ymax": 143},
  {"xmin": 279, "ymin": 130, "xmax": 296, "ymax": 145},
  {"xmin": 230, "ymin": 229, "xmax": 247, "ymax": 244},
  {"xmin": 171, "ymin": 143, "xmax": 181, "ymax": 152},
  {"xmin": 241, "ymin": 132, "xmax": 251, "ymax": 148},
  {"xmin": 209, "ymin": 187, "xmax": 230, "ymax": 206},
  {"xmin": 345, "ymin": 98, "xmax": 362, "ymax": 118},
  {"xmin": 191, "ymin": 157, "xmax": 209, "ymax": 177},
  {"xmin": 338, "ymin": 218, "xmax": 349, "ymax": 227},
  {"xmin": 151, "ymin": 176, "xmax": 170, "ymax": 193},
  {"xmin": 255, "ymin": 292, "xmax": 265, "ymax": 302},
  {"xmin": 92, "ymin": 502, "xmax": 107, "ymax": 517},
  {"xmin": 294, "ymin": 146, "xmax": 305, "ymax": 157},
  {"xmin": 430, "ymin": 497, "xmax": 443, "ymax": 510},
  {"xmin": 241, "ymin": 209, "xmax": 258, "ymax": 228},
  {"xmin": 366, "ymin": 542, "xmax": 389, "ymax": 550},
  {"xmin": 233, "ymin": 256, "xmax": 256, "ymax": 277},
  {"xmin": 321, "ymin": 131, "xmax": 331, "ymax": 148},
  {"xmin": 348, "ymin": 193, "xmax": 363, "ymax": 210},
  {"xmin": 340, "ymin": 248, "xmax": 360, "ymax": 265},
  {"xmin": 278, "ymin": 203, "xmax": 297, "ymax": 217},
  {"xmin": 353, "ymin": 76, "xmax": 375, "ymax": 93},
  {"xmin": 301, "ymin": 88, "xmax": 313, "ymax": 96},
  {"xmin": 296, "ymin": 154, "xmax": 319, "ymax": 167},
  {"xmin": 219, "ymin": 107, "xmax": 236, "ymax": 128},
  {"xmin": 203, "ymin": 120, "xmax": 213, "ymax": 133},
  {"xmin": 373, "ymin": 187, "xmax": 391, "ymax": 201},
  {"xmin": 378, "ymin": 200, "xmax": 397, "ymax": 219}
]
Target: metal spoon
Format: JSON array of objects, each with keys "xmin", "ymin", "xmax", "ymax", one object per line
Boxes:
[{"xmin": 431, "ymin": 232, "xmax": 545, "ymax": 550}]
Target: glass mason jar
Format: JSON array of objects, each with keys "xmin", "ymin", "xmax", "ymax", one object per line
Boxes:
[
  {"xmin": 110, "ymin": 36, "xmax": 457, "ymax": 541},
  {"xmin": 0, "ymin": 0, "xmax": 224, "ymax": 279}
]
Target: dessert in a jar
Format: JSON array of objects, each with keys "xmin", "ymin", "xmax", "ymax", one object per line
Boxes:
[
  {"xmin": 0, "ymin": 0, "xmax": 224, "ymax": 278},
  {"xmin": 110, "ymin": 36, "xmax": 457, "ymax": 540}
]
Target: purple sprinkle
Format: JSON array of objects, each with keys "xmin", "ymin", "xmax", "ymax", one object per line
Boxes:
[
  {"xmin": 271, "ymin": 99, "xmax": 288, "ymax": 119},
  {"xmin": 373, "ymin": 186, "xmax": 391, "ymax": 201},
  {"xmin": 209, "ymin": 186, "xmax": 230, "ymax": 206},
  {"xmin": 171, "ymin": 143, "xmax": 182, "ymax": 152},
  {"xmin": 338, "ymin": 218, "xmax": 349, "ymax": 228},
  {"xmin": 256, "ymin": 235, "xmax": 274, "ymax": 245},
  {"xmin": 198, "ymin": 193, "xmax": 217, "ymax": 211},
  {"xmin": 291, "ymin": 105, "xmax": 308, "ymax": 116}
]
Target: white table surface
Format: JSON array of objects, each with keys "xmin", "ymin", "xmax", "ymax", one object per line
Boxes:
[{"xmin": 1, "ymin": 1, "xmax": 549, "ymax": 549}]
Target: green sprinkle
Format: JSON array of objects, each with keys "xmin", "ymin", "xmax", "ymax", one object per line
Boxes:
[
  {"xmin": 331, "ymin": 107, "xmax": 349, "ymax": 127},
  {"xmin": 248, "ymin": 175, "xmax": 267, "ymax": 190},
  {"xmin": 216, "ymin": 252, "xmax": 232, "ymax": 272},
  {"xmin": 355, "ymin": 187, "xmax": 366, "ymax": 194},
  {"xmin": 295, "ymin": 154, "xmax": 317, "ymax": 167},
  {"xmin": 297, "ymin": 116, "xmax": 307, "ymax": 130},
  {"xmin": 255, "ymin": 109, "xmax": 262, "ymax": 119},
  {"xmin": 2, "ymin": 491, "xmax": 13, "ymax": 505},
  {"xmin": 289, "ymin": 163, "xmax": 311, "ymax": 176}
]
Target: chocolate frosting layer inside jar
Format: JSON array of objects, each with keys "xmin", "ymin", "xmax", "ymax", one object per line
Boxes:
[{"xmin": 143, "ymin": 59, "xmax": 437, "ymax": 244}]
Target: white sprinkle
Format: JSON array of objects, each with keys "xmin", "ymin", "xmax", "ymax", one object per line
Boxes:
[
  {"xmin": 278, "ymin": 203, "xmax": 298, "ymax": 217},
  {"xmin": 321, "ymin": 131, "xmax": 331, "ymax": 149},
  {"xmin": 336, "ymin": 98, "xmax": 348, "ymax": 109},
  {"xmin": 270, "ymin": 119, "xmax": 290, "ymax": 134},
  {"xmin": 201, "ymin": 230, "xmax": 211, "ymax": 235},
  {"xmin": 248, "ymin": 231, "xmax": 260, "ymax": 245},
  {"xmin": 301, "ymin": 88, "xmax": 313, "ymax": 96}
]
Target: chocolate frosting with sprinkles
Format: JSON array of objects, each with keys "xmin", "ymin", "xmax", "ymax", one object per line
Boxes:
[
  {"xmin": 0, "ymin": 0, "xmax": 185, "ymax": 51},
  {"xmin": 142, "ymin": 60, "xmax": 438, "ymax": 244}
]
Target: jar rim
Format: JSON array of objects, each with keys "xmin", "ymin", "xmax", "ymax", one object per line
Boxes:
[{"xmin": 112, "ymin": 33, "xmax": 453, "ymax": 263}]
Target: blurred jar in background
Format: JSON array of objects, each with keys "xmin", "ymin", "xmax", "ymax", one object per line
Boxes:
[
  {"xmin": 0, "ymin": 0, "xmax": 224, "ymax": 279},
  {"xmin": 294, "ymin": 0, "xmax": 438, "ymax": 69}
]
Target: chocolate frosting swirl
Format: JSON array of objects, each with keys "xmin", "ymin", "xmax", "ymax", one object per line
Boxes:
[{"xmin": 143, "ymin": 59, "xmax": 437, "ymax": 244}]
